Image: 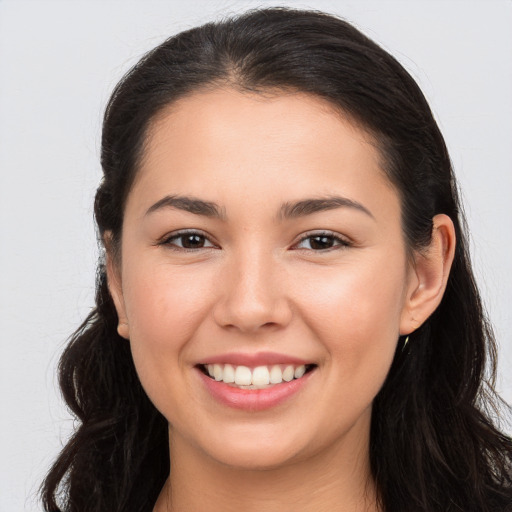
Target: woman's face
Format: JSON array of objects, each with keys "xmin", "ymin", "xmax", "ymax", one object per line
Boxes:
[{"xmin": 110, "ymin": 88, "xmax": 417, "ymax": 469}]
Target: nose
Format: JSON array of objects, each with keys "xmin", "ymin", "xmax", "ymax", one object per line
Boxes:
[{"xmin": 212, "ymin": 248, "xmax": 292, "ymax": 334}]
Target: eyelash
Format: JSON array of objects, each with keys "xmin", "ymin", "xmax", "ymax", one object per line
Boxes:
[
  {"xmin": 158, "ymin": 229, "xmax": 352, "ymax": 253},
  {"xmin": 294, "ymin": 231, "xmax": 352, "ymax": 251},
  {"xmin": 159, "ymin": 230, "xmax": 218, "ymax": 252}
]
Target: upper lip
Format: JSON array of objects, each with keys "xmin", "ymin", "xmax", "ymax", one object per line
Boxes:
[{"xmin": 197, "ymin": 351, "xmax": 311, "ymax": 367}]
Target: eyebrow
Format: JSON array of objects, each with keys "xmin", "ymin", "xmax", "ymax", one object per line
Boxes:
[
  {"xmin": 145, "ymin": 194, "xmax": 374, "ymax": 221},
  {"xmin": 145, "ymin": 195, "xmax": 227, "ymax": 220},
  {"xmin": 278, "ymin": 196, "xmax": 374, "ymax": 221}
]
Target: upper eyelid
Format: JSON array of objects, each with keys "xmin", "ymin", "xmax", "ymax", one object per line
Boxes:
[
  {"xmin": 296, "ymin": 230, "xmax": 349, "ymax": 242},
  {"xmin": 293, "ymin": 231, "xmax": 351, "ymax": 249},
  {"xmin": 161, "ymin": 228, "xmax": 215, "ymax": 241}
]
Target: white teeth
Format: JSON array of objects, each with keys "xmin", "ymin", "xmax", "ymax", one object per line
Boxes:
[
  {"xmin": 222, "ymin": 364, "xmax": 235, "ymax": 383},
  {"xmin": 213, "ymin": 364, "xmax": 223, "ymax": 381},
  {"xmin": 203, "ymin": 363, "xmax": 311, "ymax": 387},
  {"xmin": 282, "ymin": 365, "xmax": 295, "ymax": 382},
  {"xmin": 294, "ymin": 365, "xmax": 306, "ymax": 379},
  {"xmin": 269, "ymin": 365, "xmax": 283, "ymax": 384},
  {"xmin": 252, "ymin": 366, "xmax": 270, "ymax": 386},
  {"xmin": 234, "ymin": 365, "xmax": 252, "ymax": 386}
]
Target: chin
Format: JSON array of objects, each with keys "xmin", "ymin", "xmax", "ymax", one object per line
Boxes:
[
  {"xmin": 209, "ymin": 446, "xmax": 300, "ymax": 471},
  {"xmin": 197, "ymin": 428, "xmax": 309, "ymax": 470}
]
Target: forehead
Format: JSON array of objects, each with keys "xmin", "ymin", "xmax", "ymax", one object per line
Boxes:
[
  {"xmin": 128, "ymin": 88, "xmax": 398, "ymax": 222},
  {"xmin": 144, "ymin": 88, "xmax": 378, "ymax": 164}
]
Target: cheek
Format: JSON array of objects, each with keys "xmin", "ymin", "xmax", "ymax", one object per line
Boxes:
[
  {"xmin": 298, "ymin": 254, "xmax": 406, "ymax": 335},
  {"xmin": 120, "ymin": 260, "xmax": 217, "ymax": 403},
  {"xmin": 124, "ymin": 260, "xmax": 215, "ymax": 340},
  {"xmin": 296, "ymin": 255, "xmax": 406, "ymax": 390}
]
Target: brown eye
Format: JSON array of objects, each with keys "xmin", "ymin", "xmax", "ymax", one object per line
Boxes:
[
  {"xmin": 179, "ymin": 234, "xmax": 207, "ymax": 249},
  {"xmin": 161, "ymin": 231, "xmax": 216, "ymax": 251},
  {"xmin": 294, "ymin": 232, "xmax": 350, "ymax": 251},
  {"xmin": 308, "ymin": 235, "xmax": 336, "ymax": 250}
]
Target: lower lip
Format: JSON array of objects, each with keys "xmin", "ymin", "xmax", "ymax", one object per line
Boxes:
[{"xmin": 197, "ymin": 368, "xmax": 315, "ymax": 411}]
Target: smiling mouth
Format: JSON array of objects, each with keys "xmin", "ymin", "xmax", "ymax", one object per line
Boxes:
[{"xmin": 198, "ymin": 363, "xmax": 317, "ymax": 389}]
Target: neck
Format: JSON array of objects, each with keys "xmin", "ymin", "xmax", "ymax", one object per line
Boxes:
[{"xmin": 154, "ymin": 420, "xmax": 379, "ymax": 512}]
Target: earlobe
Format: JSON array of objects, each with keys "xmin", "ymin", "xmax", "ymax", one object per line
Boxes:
[
  {"xmin": 104, "ymin": 232, "xmax": 130, "ymax": 340},
  {"xmin": 400, "ymin": 214, "xmax": 456, "ymax": 335}
]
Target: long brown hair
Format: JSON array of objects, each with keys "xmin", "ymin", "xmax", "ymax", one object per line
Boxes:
[{"xmin": 41, "ymin": 7, "xmax": 512, "ymax": 511}]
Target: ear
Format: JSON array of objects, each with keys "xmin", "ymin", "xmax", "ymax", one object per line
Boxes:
[
  {"xmin": 400, "ymin": 214, "xmax": 456, "ymax": 335},
  {"xmin": 104, "ymin": 232, "xmax": 130, "ymax": 340}
]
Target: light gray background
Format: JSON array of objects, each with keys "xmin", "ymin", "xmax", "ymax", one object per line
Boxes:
[{"xmin": 1, "ymin": 1, "xmax": 511, "ymax": 510}]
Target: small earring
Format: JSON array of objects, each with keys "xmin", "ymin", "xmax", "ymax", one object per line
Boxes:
[{"xmin": 402, "ymin": 335, "xmax": 409, "ymax": 352}]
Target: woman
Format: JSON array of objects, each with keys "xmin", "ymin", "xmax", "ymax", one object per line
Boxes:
[{"xmin": 41, "ymin": 7, "xmax": 512, "ymax": 512}]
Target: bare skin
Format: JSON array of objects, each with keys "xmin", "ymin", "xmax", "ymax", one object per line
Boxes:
[
  {"xmin": 154, "ymin": 418, "xmax": 376, "ymax": 512},
  {"xmin": 106, "ymin": 88, "xmax": 455, "ymax": 512}
]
